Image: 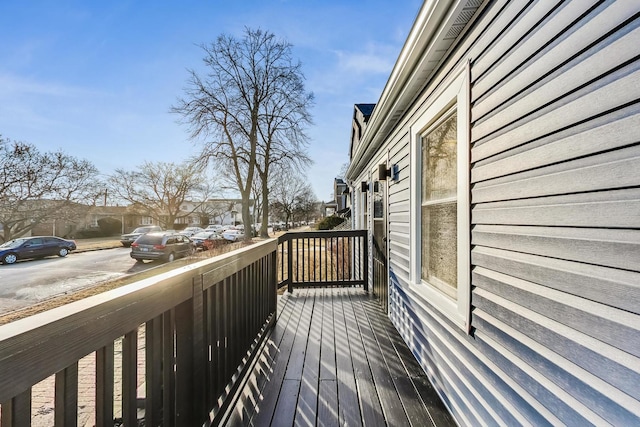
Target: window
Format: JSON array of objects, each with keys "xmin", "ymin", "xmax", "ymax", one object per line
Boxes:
[
  {"xmin": 421, "ymin": 110, "xmax": 458, "ymax": 298},
  {"xmin": 410, "ymin": 63, "xmax": 470, "ymax": 331},
  {"xmin": 361, "ymin": 187, "xmax": 369, "ymax": 229}
]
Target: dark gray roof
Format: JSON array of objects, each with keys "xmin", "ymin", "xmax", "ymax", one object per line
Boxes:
[{"xmin": 355, "ymin": 103, "xmax": 376, "ymax": 118}]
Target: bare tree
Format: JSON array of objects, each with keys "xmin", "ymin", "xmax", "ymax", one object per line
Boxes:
[
  {"xmin": 294, "ymin": 186, "xmax": 319, "ymax": 224},
  {"xmin": 251, "ymin": 174, "xmax": 263, "ymax": 231},
  {"xmin": 0, "ymin": 136, "xmax": 102, "ymax": 241},
  {"xmin": 108, "ymin": 161, "xmax": 210, "ymax": 229},
  {"xmin": 255, "ymin": 67, "xmax": 313, "ymax": 237},
  {"xmin": 172, "ymin": 28, "xmax": 313, "ymax": 241},
  {"xmin": 270, "ymin": 168, "xmax": 316, "ymax": 229}
]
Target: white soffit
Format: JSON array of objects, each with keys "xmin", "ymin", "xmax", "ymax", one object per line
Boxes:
[{"xmin": 347, "ymin": 0, "xmax": 482, "ymax": 179}]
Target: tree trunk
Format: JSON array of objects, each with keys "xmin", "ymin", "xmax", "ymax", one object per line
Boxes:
[
  {"xmin": 241, "ymin": 190, "xmax": 252, "ymax": 242},
  {"xmin": 260, "ymin": 179, "xmax": 270, "ymax": 238}
]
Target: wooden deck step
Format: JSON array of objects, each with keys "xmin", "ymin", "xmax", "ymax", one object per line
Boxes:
[{"xmin": 227, "ymin": 287, "xmax": 455, "ymax": 426}]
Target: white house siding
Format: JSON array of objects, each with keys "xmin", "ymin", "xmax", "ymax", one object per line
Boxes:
[{"xmin": 351, "ymin": 0, "xmax": 640, "ymax": 425}]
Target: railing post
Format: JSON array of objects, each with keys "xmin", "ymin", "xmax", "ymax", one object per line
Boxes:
[
  {"xmin": 122, "ymin": 331, "xmax": 137, "ymax": 427},
  {"xmin": 96, "ymin": 343, "xmax": 114, "ymax": 427},
  {"xmin": 1, "ymin": 389, "xmax": 31, "ymax": 427},
  {"xmin": 191, "ymin": 276, "xmax": 207, "ymax": 424},
  {"xmin": 287, "ymin": 236, "xmax": 294, "ymax": 293},
  {"xmin": 363, "ymin": 231, "xmax": 369, "ymax": 292},
  {"xmin": 175, "ymin": 297, "xmax": 194, "ymax": 426},
  {"xmin": 271, "ymin": 248, "xmax": 278, "ymax": 321}
]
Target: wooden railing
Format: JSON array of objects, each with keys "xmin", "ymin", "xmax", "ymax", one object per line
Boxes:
[
  {"xmin": 0, "ymin": 239, "xmax": 277, "ymax": 427},
  {"xmin": 277, "ymin": 230, "xmax": 368, "ymax": 292}
]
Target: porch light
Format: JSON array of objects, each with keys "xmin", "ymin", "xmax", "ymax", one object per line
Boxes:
[
  {"xmin": 391, "ymin": 164, "xmax": 400, "ymax": 181},
  {"xmin": 378, "ymin": 163, "xmax": 391, "ymax": 180}
]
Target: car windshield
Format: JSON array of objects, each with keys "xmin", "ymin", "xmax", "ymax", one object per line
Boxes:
[
  {"xmin": 193, "ymin": 232, "xmax": 212, "ymax": 239},
  {"xmin": 132, "ymin": 227, "xmax": 154, "ymax": 233},
  {"xmin": 0, "ymin": 238, "xmax": 27, "ymax": 249},
  {"xmin": 135, "ymin": 235, "xmax": 164, "ymax": 245}
]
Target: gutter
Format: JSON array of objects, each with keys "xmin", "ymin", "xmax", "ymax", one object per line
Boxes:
[{"xmin": 346, "ymin": 0, "xmax": 468, "ymax": 180}]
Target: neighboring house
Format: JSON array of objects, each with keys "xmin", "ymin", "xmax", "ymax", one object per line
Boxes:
[
  {"xmin": 346, "ymin": 1, "xmax": 640, "ymax": 426},
  {"xmin": 180, "ymin": 198, "xmax": 255, "ymax": 227},
  {"xmin": 350, "ymin": 103, "xmax": 375, "ymax": 160},
  {"xmin": 30, "ymin": 201, "xmax": 87, "ymax": 238},
  {"xmin": 34, "ymin": 204, "xmax": 153, "ymax": 236},
  {"xmin": 85, "ymin": 205, "xmax": 130, "ymax": 234},
  {"xmin": 334, "ymin": 178, "xmax": 349, "ymax": 212},
  {"xmin": 31, "ymin": 199, "xmax": 254, "ymax": 237},
  {"xmin": 322, "ymin": 178, "xmax": 351, "ymax": 218}
]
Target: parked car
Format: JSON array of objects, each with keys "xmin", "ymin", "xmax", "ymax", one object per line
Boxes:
[
  {"xmin": 120, "ymin": 225, "xmax": 162, "ymax": 247},
  {"xmin": 179, "ymin": 226, "xmax": 204, "ymax": 237},
  {"xmin": 221, "ymin": 229, "xmax": 245, "ymax": 242},
  {"xmin": 204, "ymin": 224, "xmax": 223, "ymax": 233},
  {"xmin": 190, "ymin": 231, "xmax": 223, "ymax": 250},
  {"xmin": 0, "ymin": 236, "xmax": 77, "ymax": 265},
  {"xmin": 130, "ymin": 232, "xmax": 194, "ymax": 262}
]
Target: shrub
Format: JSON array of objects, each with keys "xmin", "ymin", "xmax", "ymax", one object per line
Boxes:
[
  {"xmin": 75, "ymin": 229, "xmax": 103, "ymax": 238},
  {"xmin": 315, "ymin": 216, "xmax": 345, "ymax": 230},
  {"xmin": 98, "ymin": 217, "xmax": 122, "ymax": 236}
]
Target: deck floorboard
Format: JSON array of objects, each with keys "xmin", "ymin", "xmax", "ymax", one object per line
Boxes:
[{"xmin": 234, "ymin": 287, "xmax": 455, "ymax": 427}]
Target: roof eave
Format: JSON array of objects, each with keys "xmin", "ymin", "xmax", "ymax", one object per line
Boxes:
[{"xmin": 346, "ymin": 0, "xmax": 470, "ymax": 181}]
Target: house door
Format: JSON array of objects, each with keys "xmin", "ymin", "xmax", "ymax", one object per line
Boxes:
[{"xmin": 372, "ymin": 180, "xmax": 388, "ymax": 312}]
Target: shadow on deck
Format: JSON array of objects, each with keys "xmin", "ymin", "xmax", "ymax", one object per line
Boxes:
[
  {"xmin": 228, "ymin": 287, "xmax": 455, "ymax": 426},
  {"xmin": 0, "ymin": 233, "xmax": 454, "ymax": 426}
]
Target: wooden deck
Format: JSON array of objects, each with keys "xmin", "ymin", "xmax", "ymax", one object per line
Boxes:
[{"xmin": 227, "ymin": 287, "xmax": 455, "ymax": 426}]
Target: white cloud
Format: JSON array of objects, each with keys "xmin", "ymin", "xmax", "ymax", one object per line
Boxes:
[
  {"xmin": 0, "ymin": 73, "xmax": 103, "ymax": 98},
  {"xmin": 335, "ymin": 45, "xmax": 397, "ymax": 76}
]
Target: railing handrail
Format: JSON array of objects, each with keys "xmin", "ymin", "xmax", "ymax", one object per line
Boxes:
[
  {"xmin": 277, "ymin": 228, "xmax": 366, "ymax": 242},
  {"xmin": 276, "ymin": 229, "xmax": 368, "ymax": 292},
  {"xmin": 0, "ymin": 239, "xmax": 278, "ymax": 422}
]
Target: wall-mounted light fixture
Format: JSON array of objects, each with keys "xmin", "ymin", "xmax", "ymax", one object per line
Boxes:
[
  {"xmin": 378, "ymin": 162, "xmax": 399, "ymax": 181},
  {"xmin": 378, "ymin": 163, "xmax": 391, "ymax": 180},
  {"xmin": 361, "ymin": 181, "xmax": 369, "ymax": 192},
  {"xmin": 391, "ymin": 164, "xmax": 400, "ymax": 181}
]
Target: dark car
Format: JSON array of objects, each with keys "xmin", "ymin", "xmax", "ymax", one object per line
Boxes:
[
  {"xmin": 130, "ymin": 232, "xmax": 194, "ymax": 262},
  {"xmin": 0, "ymin": 236, "xmax": 77, "ymax": 265},
  {"xmin": 190, "ymin": 231, "xmax": 223, "ymax": 250},
  {"xmin": 120, "ymin": 225, "xmax": 163, "ymax": 247}
]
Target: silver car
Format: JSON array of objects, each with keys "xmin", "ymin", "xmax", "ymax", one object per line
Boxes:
[
  {"xmin": 130, "ymin": 232, "xmax": 194, "ymax": 262},
  {"xmin": 120, "ymin": 225, "xmax": 162, "ymax": 247}
]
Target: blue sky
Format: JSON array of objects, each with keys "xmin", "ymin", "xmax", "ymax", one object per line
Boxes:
[{"xmin": 0, "ymin": 1, "xmax": 421, "ymax": 201}]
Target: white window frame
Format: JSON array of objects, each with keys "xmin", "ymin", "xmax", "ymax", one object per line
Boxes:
[
  {"xmin": 361, "ymin": 186, "xmax": 369, "ymax": 230},
  {"xmin": 410, "ymin": 62, "xmax": 470, "ymax": 332}
]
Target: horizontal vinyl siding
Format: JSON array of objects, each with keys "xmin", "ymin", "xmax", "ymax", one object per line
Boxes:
[
  {"xmin": 388, "ymin": 135, "xmax": 412, "ymax": 284},
  {"xmin": 472, "ymin": 224, "xmax": 640, "ymax": 274},
  {"xmin": 467, "ymin": 0, "xmax": 640, "ymax": 425},
  {"xmin": 391, "ymin": 285, "xmax": 559, "ymax": 426},
  {"xmin": 384, "ymin": 0, "xmax": 640, "ymax": 426}
]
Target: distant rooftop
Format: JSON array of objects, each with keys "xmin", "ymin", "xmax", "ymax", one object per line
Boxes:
[{"xmin": 355, "ymin": 103, "xmax": 376, "ymax": 120}]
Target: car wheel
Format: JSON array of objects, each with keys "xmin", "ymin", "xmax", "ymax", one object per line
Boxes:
[
  {"xmin": 58, "ymin": 248, "xmax": 69, "ymax": 257},
  {"xmin": 166, "ymin": 252, "xmax": 175, "ymax": 262},
  {"xmin": 122, "ymin": 243, "xmax": 131, "ymax": 248},
  {"xmin": 2, "ymin": 253, "xmax": 17, "ymax": 264},
  {"xmin": 136, "ymin": 258, "xmax": 144, "ymax": 263}
]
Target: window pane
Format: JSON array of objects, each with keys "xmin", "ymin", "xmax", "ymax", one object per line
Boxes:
[
  {"xmin": 422, "ymin": 113, "xmax": 457, "ymax": 201},
  {"xmin": 373, "ymin": 184, "xmax": 384, "ymax": 219},
  {"xmin": 421, "ymin": 202, "xmax": 457, "ymax": 290}
]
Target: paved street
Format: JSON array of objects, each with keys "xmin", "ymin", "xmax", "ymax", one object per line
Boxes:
[{"xmin": 0, "ymin": 246, "xmax": 156, "ymax": 315}]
